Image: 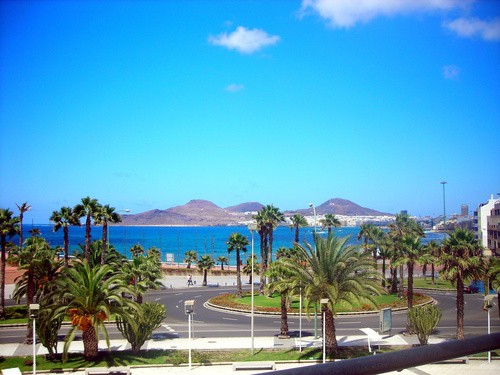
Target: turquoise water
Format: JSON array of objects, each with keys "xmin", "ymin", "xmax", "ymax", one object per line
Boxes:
[{"xmin": 16, "ymin": 225, "xmax": 444, "ymax": 266}]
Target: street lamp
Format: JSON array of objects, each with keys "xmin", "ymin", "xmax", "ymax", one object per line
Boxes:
[
  {"xmin": 309, "ymin": 203, "xmax": 318, "ymax": 338},
  {"xmin": 320, "ymin": 298, "xmax": 329, "ymax": 363},
  {"xmin": 30, "ymin": 304, "xmax": 39, "ymax": 375},
  {"xmin": 185, "ymin": 300, "xmax": 196, "ymax": 370},
  {"xmin": 248, "ymin": 222, "xmax": 258, "ymax": 355},
  {"xmin": 440, "ymin": 182, "xmax": 447, "ymax": 239}
]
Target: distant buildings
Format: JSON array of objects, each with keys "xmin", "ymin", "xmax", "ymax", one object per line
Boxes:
[
  {"xmin": 474, "ymin": 194, "xmax": 500, "ymax": 257},
  {"xmin": 461, "ymin": 204, "xmax": 469, "ymax": 216},
  {"xmin": 487, "ymin": 201, "xmax": 500, "ymax": 257}
]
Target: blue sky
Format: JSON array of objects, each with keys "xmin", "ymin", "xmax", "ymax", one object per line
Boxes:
[{"xmin": 1, "ymin": 0, "xmax": 499, "ymax": 223}]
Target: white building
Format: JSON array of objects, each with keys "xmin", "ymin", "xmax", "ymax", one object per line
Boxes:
[{"xmin": 475, "ymin": 194, "xmax": 500, "ymax": 255}]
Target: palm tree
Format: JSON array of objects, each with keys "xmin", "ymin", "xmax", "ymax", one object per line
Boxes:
[
  {"xmin": 253, "ymin": 210, "xmax": 268, "ymax": 295},
  {"xmin": 122, "ymin": 254, "xmax": 163, "ymax": 304},
  {"xmin": 265, "ymin": 260, "xmax": 296, "ymax": 337},
  {"xmin": 263, "ymin": 204, "xmax": 284, "ymax": 266},
  {"xmin": 226, "ymin": 232, "xmax": 249, "ymax": 298},
  {"xmin": 197, "ymin": 255, "xmax": 216, "ymax": 286},
  {"xmin": 242, "ymin": 254, "xmax": 258, "ymax": 284},
  {"xmin": 15, "ymin": 202, "xmax": 31, "ymax": 248},
  {"xmin": 75, "ymin": 240, "xmax": 125, "ymax": 271},
  {"xmin": 393, "ymin": 234, "xmax": 431, "ymax": 333},
  {"xmin": 357, "ymin": 223, "xmax": 374, "ymax": 253},
  {"xmin": 438, "ymin": 228, "xmax": 487, "ymax": 339},
  {"xmin": 48, "ymin": 260, "xmax": 140, "ymax": 361},
  {"xmin": 0, "ymin": 208, "xmax": 20, "ymax": 320},
  {"xmin": 130, "ymin": 243, "xmax": 145, "ymax": 257},
  {"xmin": 281, "ymin": 234, "xmax": 384, "ymax": 355},
  {"xmin": 216, "ymin": 255, "xmax": 228, "ymax": 271},
  {"xmin": 320, "ymin": 213, "xmax": 342, "ymax": 236},
  {"xmin": 50, "ymin": 206, "xmax": 81, "ymax": 267},
  {"xmin": 378, "ymin": 234, "xmax": 393, "ymax": 288},
  {"xmin": 14, "ymin": 236, "xmax": 51, "ymax": 343},
  {"xmin": 73, "ymin": 197, "xmax": 100, "ymax": 264},
  {"xmin": 289, "ymin": 214, "xmax": 308, "ymax": 243},
  {"xmin": 425, "ymin": 240, "xmax": 440, "ymax": 285},
  {"xmin": 94, "ymin": 204, "xmax": 122, "ymax": 265},
  {"xmin": 184, "ymin": 249, "xmax": 198, "ymax": 268},
  {"xmin": 369, "ymin": 226, "xmax": 385, "ymax": 267}
]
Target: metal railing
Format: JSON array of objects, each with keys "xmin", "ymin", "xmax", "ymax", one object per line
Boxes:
[{"xmin": 266, "ymin": 332, "xmax": 500, "ymax": 375}]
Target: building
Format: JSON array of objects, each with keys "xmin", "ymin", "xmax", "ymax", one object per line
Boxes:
[
  {"xmin": 487, "ymin": 201, "xmax": 500, "ymax": 257},
  {"xmin": 475, "ymin": 194, "xmax": 500, "ymax": 256},
  {"xmin": 461, "ymin": 204, "xmax": 469, "ymax": 216}
]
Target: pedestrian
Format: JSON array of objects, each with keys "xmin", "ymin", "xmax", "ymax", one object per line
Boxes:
[
  {"xmin": 187, "ymin": 274, "xmax": 191, "ymax": 287},
  {"xmin": 188, "ymin": 274, "xmax": 193, "ymax": 286}
]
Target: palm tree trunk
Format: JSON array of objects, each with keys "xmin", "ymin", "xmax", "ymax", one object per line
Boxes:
[
  {"xmin": 19, "ymin": 216, "xmax": 23, "ymax": 248},
  {"xmin": 431, "ymin": 264, "xmax": 435, "ymax": 284},
  {"xmin": 85, "ymin": 214, "xmax": 92, "ymax": 264},
  {"xmin": 398, "ymin": 265, "xmax": 405, "ymax": 299},
  {"xmin": 456, "ymin": 274, "xmax": 465, "ymax": 339},
  {"xmin": 406, "ymin": 263, "xmax": 414, "ymax": 334},
  {"xmin": 63, "ymin": 225, "xmax": 69, "ymax": 268},
  {"xmin": 203, "ymin": 269, "xmax": 207, "ymax": 286},
  {"xmin": 295, "ymin": 226, "xmax": 299, "ymax": 243},
  {"xmin": 268, "ymin": 224, "xmax": 274, "ymax": 265},
  {"xmin": 236, "ymin": 250, "xmax": 242, "ymax": 298},
  {"xmin": 382, "ymin": 258, "xmax": 386, "ymax": 288},
  {"xmin": 422, "ymin": 264, "xmax": 427, "ymax": 282},
  {"xmin": 325, "ymin": 308, "xmax": 337, "ymax": 356},
  {"xmin": 0, "ymin": 235, "xmax": 6, "ymax": 320},
  {"xmin": 101, "ymin": 220, "xmax": 107, "ymax": 266},
  {"xmin": 391, "ymin": 267, "xmax": 398, "ymax": 294},
  {"xmin": 279, "ymin": 292, "xmax": 289, "ymax": 337},
  {"xmin": 82, "ymin": 326, "xmax": 99, "ymax": 360},
  {"xmin": 259, "ymin": 229, "xmax": 268, "ymax": 296}
]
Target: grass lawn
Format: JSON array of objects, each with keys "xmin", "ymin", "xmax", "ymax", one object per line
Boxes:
[
  {"xmin": 408, "ymin": 278, "xmax": 455, "ymax": 290},
  {"xmin": 209, "ymin": 291, "xmax": 432, "ymax": 313}
]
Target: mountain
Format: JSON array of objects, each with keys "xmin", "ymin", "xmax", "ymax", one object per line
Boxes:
[
  {"xmin": 120, "ymin": 199, "xmax": 258, "ymax": 226},
  {"xmin": 287, "ymin": 198, "xmax": 391, "ymax": 217},
  {"xmin": 225, "ymin": 202, "xmax": 264, "ymax": 213},
  {"xmin": 119, "ymin": 198, "xmax": 392, "ymax": 226}
]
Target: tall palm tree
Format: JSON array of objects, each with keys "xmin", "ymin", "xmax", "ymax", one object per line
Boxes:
[
  {"xmin": 320, "ymin": 213, "xmax": 342, "ymax": 236},
  {"xmin": 253, "ymin": 210, "xmax": 268, "ymax": 295},
  {"xmin": 242, "ymin": 254, "xmax": 259, "ymax": 284},
  {"xmin": 357, "ymin": 223, "xmax": 374, "ymax": 253},
  {"xmin": 369, "ymin": 226, "xmax": 385, "ymax": 266},
  {"xmin": 75, "ymin": 240, "xmax": 126, "ymax": 271},
  {"xmin": 94, "ymin": 204, "xmax": 122, "ymax": 265},
  {"xmin": 0, "ymin": 208, "xmax": 20, "ymax": 320},
  {"xmin": 394, "ymin": 234, "xmax": 431, "ymax": 333},
  {"xmin": 50, "ymin": 206, "xmax": 81, "ymax": 267},
  {"xmin": 289, "ymin": 214, "xmax": 308, "ymax": 243},
  {"xmin": 226, "ymin": 232, "xmax": 249, "ymax": 298},
  {"xmin": 14, "ymin": 236, "xmax": 51, "ymax": 343},
  {"xmin": 438, "ymin": 228, "xmax": 486, "ymax": 339},
  {"xmin": 130, "ymin": 243, "xmax": 145, "ymax": 257},
  {"xmin": 183, "ymin": 249, "xmax": 198, "ymax": 268},
  {"xmin": 15, "ymin": 202, "xmax": 31, "ymax": 248},
  {"xmin": 197, "ymin": 255, "xmax": 216, "ymax": 286},
  {"xmin": 48, "ymin": 260, "xmax": 140, "ymax": 361},
  {"xmin": 263, "ymin": 204, "xmax": 284, "ymax": 266},
  {"xmin": 378, "ymin": 234, "xmax": 394, "ymax": 288},
  {"xmin": 424, "ymin": 240, "xmax": 440, "ymax": 285},
  {"xmin": 73, "ymin": 197, "xmax": 100, "ymax": 264},
  {"xmin": 216, "ymin": 255, "xmax": 228, "ymax": 271},
  {"xmin": 280, "ymin": 234, "xmax": 384, "ymax": 355}
]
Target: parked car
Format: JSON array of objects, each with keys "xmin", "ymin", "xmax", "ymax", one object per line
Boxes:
[{"xmin": 464, "ymin": 285, "xmax": 479, "ymax": 293}]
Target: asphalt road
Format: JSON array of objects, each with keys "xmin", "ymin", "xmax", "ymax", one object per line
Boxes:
[{"xmin": 1, "ymin": 286, "xmax": 499, "ymax": 344}]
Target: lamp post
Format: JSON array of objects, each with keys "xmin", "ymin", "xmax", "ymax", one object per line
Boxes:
[
  {"xmin": 440, "ymin": 182, "xmax": 447, "ymax": 239},
  {"xmin": 185, "ymin": 300, "xmax": 196, "ymax": 370},
  {"xmin": 248, "ymin": 222, "xmax": 258, "ymax": 355},
  {"xmin": 29, "ymin": 304, "xmax": 39, "ymax": 375},
  {"xmin": 309, "ymin": 203, "xmax": 318, "ymax": 339},
  {"xmin": 320, "ymin": 298, "xmax": 329, "ymax": 363}
]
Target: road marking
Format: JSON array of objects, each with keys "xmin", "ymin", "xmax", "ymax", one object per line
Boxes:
[
  {"xmin": 175, "ymin": 293, "xmax": 183, "ymax": 296},
  {"xmin": 222, "ymin": 317, "xmax": 238, "ymax": 321},
  {"xmin": 194, "ymin": 295, "xmax": 202, "ymax": 298},
  {"xmin": 155, "ymin": 298, "xmax": 161, "ymax": 301}
]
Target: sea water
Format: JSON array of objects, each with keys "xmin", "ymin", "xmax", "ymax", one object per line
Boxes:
[{"xmin": 14, "ymin": 225, "xmax": 444, "ymax": 266}]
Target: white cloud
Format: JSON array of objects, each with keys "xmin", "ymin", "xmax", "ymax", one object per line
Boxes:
[
  {"xmin": 299, "ymin": 0, "xmax": 474, "ymax": 28},
  {"xmin": 442, "ymin": 65, "xmax": 462, "ymax": 80},
  {"xmin": 443, "ymin": 17, "xmax": 500, "ymax": 41},
  {"xmin": 208, "ymin": 26, "xmax": 281, "ymax": 54},
  {"xmin": 225, "ymin": 84, "xmax": 244, "ymax": 92}
]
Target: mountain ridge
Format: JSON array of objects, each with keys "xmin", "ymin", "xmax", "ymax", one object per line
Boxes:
[{"xmin": 119, "ymin": 198, "xmax": 392, "ymax": 226}]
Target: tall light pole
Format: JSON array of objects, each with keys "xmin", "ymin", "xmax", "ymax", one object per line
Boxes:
[
  {"xmin": 30, "ymin": 304, "xmax": 39, "ymax": 375},
  {"xmin": 248, "ymin": 222, "xmax": 258, "ymax": 355},
  {"xmin": 309, "ymin": 203, "xmax": 318, "ymax": 338},
  {"xmin": 440, "ymin": 182, "xmax": 447, "ymax": 239}
]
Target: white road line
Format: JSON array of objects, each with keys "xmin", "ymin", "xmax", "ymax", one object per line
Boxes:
[{"xmin": 222, "ymin": 317, "xmax": 238, "ymax": 321}]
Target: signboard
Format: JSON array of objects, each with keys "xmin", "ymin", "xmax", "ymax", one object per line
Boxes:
[
  {"xmin": 380, "ymin": 308, "xmax": 392, "ymax": 333},
  {"xmin": 166, "ymin": 253, "xmax": 174, "ymax": 263}
]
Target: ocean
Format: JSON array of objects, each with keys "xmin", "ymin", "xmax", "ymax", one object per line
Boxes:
[{"xmin": 14, "ymin": 225, "xmax": 444, "ymax": 266}]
